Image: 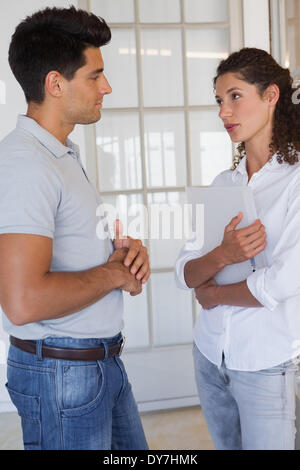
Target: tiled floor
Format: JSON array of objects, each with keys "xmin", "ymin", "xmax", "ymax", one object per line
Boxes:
[
  {"xmin": 0, "ymin": 411, "xmax": 23, "ymax": 450},
  {"xmin": 0, "ymin": 406, "xmax": 214, "ymax": 450},
  {"xmin": 141, "ymin": 407, "xmax": 215, "ymax": 450}
]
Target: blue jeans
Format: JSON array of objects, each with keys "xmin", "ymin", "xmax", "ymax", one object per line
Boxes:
[
  {"xmin": 6, "ymin": 333, "xmax": 148, "ymax": 450},
  {"xmin": 193, "ymin": 344, "xmax": 298, "ymax": 450}
]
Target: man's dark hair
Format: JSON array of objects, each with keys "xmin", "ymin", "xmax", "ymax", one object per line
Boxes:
[{"xmin": 8, "ymin": 6, "xmax": 111, "ymax": 104}]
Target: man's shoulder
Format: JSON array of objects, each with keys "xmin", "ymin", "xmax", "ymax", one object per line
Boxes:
[
  {"xmin": 0, "ymin": 127, "xmax": 42, "ymax": 160},
  {"xmin": 0, "ymin": 127, "xmax": 63, "ymax": 182}
]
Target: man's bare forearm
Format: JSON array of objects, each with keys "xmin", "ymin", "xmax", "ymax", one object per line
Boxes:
[
  {"xmin": 215, "ymin": 280, "xmax": 262, "ymax": 307},
  {"xmin": 17, "ymin": 262, "xmax": 125, "ymax": 325},
  {"xmin": 184, "ymin": 246, "xmax": 227, "ymax": 288}
]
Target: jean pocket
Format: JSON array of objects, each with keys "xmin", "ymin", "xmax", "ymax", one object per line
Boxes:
[
  {"xmin": 5, "ymin": 384, "xmax": 41, "ymax": 450},
  {"xmin": 257, "ymin": 359, "xmax": 299, "ymax": 376},
  {"xmin": 61, "ymin": 361, "xmax": 105, "ymax": 418}
]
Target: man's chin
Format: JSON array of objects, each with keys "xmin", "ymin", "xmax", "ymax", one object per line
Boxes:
[{"xmin": 77, "ymin": 112, "xmax": 102, "ymax": 125}]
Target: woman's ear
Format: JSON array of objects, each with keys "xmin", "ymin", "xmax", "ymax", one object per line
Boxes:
[{"xmin": 264, "ymin": 84, "xmax": 280, "ymax": 107}]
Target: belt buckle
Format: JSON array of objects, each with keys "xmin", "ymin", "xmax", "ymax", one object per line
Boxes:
[{"xmin": 119, "ymin": 336, "xmax": 126, "ymax": 356}]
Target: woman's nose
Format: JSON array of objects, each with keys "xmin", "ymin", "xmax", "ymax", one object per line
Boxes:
[{"xmin": 219, "ymin": 104, "xmax": 233, "ymax": 120}]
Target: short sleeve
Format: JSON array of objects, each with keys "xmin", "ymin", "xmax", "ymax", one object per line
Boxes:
[{"xmin": 0, "ymin": 153, "xmax": 62, "ymax": 238}]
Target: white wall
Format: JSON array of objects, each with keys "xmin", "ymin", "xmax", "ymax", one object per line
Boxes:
[{"xmin": 0, "ymin": 0, "xmax": 88, "ymax": 413}]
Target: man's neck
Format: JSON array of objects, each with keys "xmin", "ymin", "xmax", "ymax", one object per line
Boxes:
[{"xmin": 26, "ymin": 103, "xmax": 74, "ymax": 146}]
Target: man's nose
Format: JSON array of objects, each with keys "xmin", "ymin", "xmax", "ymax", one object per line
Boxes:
[{"xmin": 100, "ymin": 74, "xmax": 112, "ymax": 95}]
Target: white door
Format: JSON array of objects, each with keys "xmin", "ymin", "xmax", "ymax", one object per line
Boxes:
[{"xmin": 83, "ymin": 0, "xmax": 244, "ymax": 411}]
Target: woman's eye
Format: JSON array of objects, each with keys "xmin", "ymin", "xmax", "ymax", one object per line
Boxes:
[{"xmin": 232, "ymin": 93, "xmax": 240, "ymax": 100}]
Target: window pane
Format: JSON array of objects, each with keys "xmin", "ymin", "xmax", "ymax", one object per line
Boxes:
[
  {"xmin": 100, "ymin": 193, "xmax": 146, "ymax": 241},
  {"xmin": 90, "ymin": 0, "xmax": 134, "ymax": 23},
  {"xmin": 139, "ymin": 0, "xmax": 181, "ymax": 23},
  {"xmin": 96, "ymin": 112, "xmax": 142, "ymax": 192},
  {"xmin": 148, "ymin": 192, "xmax": 190, "ymax": 269},
  {"xmin": 189, "ymin": 110, "xmax": 233, "ymax": 186},
  {"xmin": 184, "ymin": 0, "xmax": 228, "ymax": 22},
  {"xmin": 144, "ymin": 111, "xmax": 186, "ymax": 188},
  {"xmin": 123, "ymin": 289, "xmax": 150, "ymax": 349},
  {"xmin": 186, "ymin": 28, "xmax": 229, "ymax": 105},
  {"xmin": 151, "ymin": 272, "xmax": 193, "ymax": 346},
  {"xmin": 141, "ymin": 29, "xmax": 184, "ymax": 107},
  {"xmin": 97, "ymin": 191, "xmax": 149, "ymax": 349},
  {"xmin": 101, "ymin": 29, "xmax": 138, "ymax": 108}
]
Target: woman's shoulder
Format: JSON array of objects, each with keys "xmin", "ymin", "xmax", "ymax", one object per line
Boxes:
[
  {"xmin": 284, "ymin": 153, "xmax": 300, "ymax": 195},
  {"xmin": 211, "ymin": 168, "xmax": 235, "ymax": 187}
]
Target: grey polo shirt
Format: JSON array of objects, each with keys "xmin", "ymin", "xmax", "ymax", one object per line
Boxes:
[{"xmin": 0, "ymin": 115, "xmax": 123, "ymax": 339}]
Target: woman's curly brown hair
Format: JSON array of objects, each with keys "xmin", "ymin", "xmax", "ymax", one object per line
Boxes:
[{"xmin": 213, "ymin": 48, "xmax": 300, "ymax": 169}]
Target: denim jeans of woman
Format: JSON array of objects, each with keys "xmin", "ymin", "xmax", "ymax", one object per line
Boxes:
[
  {"xmin": 193, "ymin": 344, "xmax": 299, "ymax": 450},
  {"xmin": 6, "ymin": 333, "xmax": 148, "ymax": 450}
]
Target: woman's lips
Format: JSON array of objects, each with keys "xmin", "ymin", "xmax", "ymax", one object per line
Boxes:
[{"xmin": 225, "ymin": 124, "xmax": 239, "ymax": 133}]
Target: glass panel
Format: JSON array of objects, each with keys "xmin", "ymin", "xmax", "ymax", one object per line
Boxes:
[
  {"xmin": 189, "ymin": 110, "xmax": 233, "ymax": 186},
  {"xmin": 139, "ymin": 0, "xmax": 181, "ymax": 23},
  {"xmin": 184, "ymin": 0, "xmax": 228, "ymax": 23},
  {"xmin": 101, "ymin": 29, "xmax": 138, "ymax": 108},
  {"xmin": 123, "ymin": 288, "xmax": 150, "ymax": 349},
  {"xmin": 186, "ymin": 28, "xmax": 229, "ymax": 105},
  {"xmin": 96, "ymin": 112, "xmax": 142, "ymax": 192},
  {"xmin": 141, "ymin": 28, "xmax": 184, "ymax": 107},
  {"xmin": 144, "ymin": 111, "xmax": 186, "ymax": 188},
  {"xmin": 98, "ymin": 192, "xmax": 149, "ymax": 349},
  {"xmin": 151, "ymin": 272, "xmax": 193, "ymax": 346},
  {"xmin": 100, "ymin": 193, "xmax": 146, "ymax": 241},
  {"xmin": 148, "ymin": 191, "xmax": 190, "ymax": 269},
  {"xmin": 90, "ymin": 0, "xmax": 134, "ymax": 23}
]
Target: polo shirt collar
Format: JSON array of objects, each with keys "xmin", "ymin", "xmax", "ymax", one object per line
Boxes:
[{"xmin": 17, "ymin": 114, "xmax": 76, "ymax": 159}]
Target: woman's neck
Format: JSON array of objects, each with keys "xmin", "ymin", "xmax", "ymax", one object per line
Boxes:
[{"xmin": 244, "ymin": 127, "xmax": 273, "ymax": 179}]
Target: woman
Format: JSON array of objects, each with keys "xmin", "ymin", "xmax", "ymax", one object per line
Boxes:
[{"xmin": 175, "ymin": 48, "xmax": 300, "ymax": 450}]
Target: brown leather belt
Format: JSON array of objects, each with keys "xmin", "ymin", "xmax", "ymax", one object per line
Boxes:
[{"xmin": 10, "ymin": 335, "xmax": 125, "ymax": 361}]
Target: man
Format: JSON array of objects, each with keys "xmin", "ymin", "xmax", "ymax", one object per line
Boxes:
[{"xmin": 0, "ymin": 6, "xmax": 150, "ymax": 450}]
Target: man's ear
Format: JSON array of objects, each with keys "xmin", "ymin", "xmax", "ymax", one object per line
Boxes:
[{"xmin": 44, "ymin": 71, "xmax": 64, "ymax": 98}]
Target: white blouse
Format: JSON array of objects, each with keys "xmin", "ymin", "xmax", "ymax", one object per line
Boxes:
[{"xmin": 175, "ymin": 152, "xmax": 300, "ymax": 371}]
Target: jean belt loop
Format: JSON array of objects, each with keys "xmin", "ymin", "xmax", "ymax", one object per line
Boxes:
[
  {"xmin": 36, "ymin": 340, "xmax": 43, "ymax": 362},
  {"xmin": 103, "ymin": 342, "xmax": 109, "ymax": 361}
]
